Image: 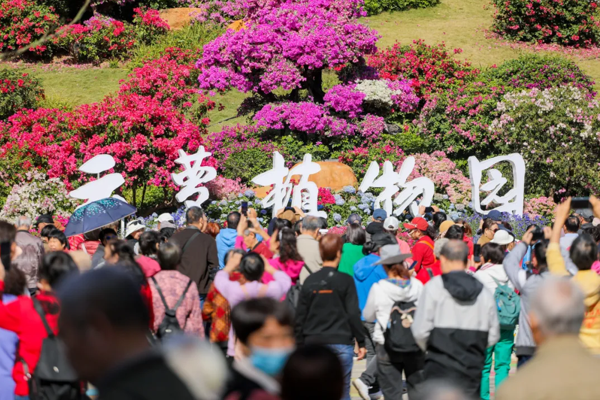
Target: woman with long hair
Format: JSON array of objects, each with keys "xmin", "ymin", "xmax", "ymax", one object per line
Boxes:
[
  {"xmin": 262, "ymin": 228, "xmax": 305, "ymax": 285},
  {"xmin": 104, "ymin": 239, "xmax": 155, "ymax": 328}
]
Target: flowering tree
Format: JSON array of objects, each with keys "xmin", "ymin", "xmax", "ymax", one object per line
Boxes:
[
  {"xmin": 196, "ymin": 0, "xmax": 423, "ymax": 140},
  {"xmin": 198, "ymin": 0, "xmax": 377, "ymax": 101}
]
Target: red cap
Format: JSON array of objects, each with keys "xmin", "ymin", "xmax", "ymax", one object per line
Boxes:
[{"xmin": 403, "ymin": 217, "xmax": 429, "ymax": 232}]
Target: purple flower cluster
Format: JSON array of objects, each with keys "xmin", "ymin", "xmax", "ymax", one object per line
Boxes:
[
  {"xmin": 197, "ymin": 0, "xmax": 379, "ymax": 95},
  {"xmin": 324, "ymin": 84, "xmax": 365, "ymax": 118},
  {"xmin": 359, "ymin": 114, "xmax": 386, "ymax": 139},
  {"xmin": 388, "ymin": 79, "xmax": 420, "ymax": 113}
]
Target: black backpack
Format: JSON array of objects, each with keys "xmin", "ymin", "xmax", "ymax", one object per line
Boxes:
[
  {"xmin": 25, "ymin": 299, "xmax": 82, "ymax": 400},
  {"xmin": 382, "ymin": 300, "xmax": 420, "ymax": 355},
  {"xmin": 151, "ymin": 277, "xmax": 193, "ymax": 340},
  {"xmin": 285, "ymin": 264, "xmax": 313, "ymax": 312}
]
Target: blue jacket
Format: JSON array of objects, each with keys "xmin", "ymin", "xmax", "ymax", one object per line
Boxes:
[
  {"xmin": 353, "ymin": 254, "xmax": 387, "ymax": 320},
  {"xmin": 216, "ymin": 228, "xmax": 238, "ymax": 269},
  {"xmin": 0, "ymin": 295, "xmax": 18, "ymax": 400}
]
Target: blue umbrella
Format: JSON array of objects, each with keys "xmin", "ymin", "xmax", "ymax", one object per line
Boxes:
[{"xmin": 64, "ymin": 198, "xmax": 137, "ymax": 237}]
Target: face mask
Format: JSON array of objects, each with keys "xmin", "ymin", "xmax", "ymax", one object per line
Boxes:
[{"xmin": 249, "ymin": 346, "xmax": 293, "ymax": 376}]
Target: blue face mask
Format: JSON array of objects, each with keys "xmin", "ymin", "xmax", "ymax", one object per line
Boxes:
[{"xmin": 249, "ymin": 346, "xmax": 293, "ymax": 376}]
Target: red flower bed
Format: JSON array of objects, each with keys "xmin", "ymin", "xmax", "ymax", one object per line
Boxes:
[
  {"xmin": 367, "ymin": 40, "xmax": 480, "ymax": 97},
  {"xmin": 492, "ymin": 0, "xmax": 600, "ymax": 47}
]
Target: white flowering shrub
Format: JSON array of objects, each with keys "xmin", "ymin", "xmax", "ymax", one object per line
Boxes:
[
  {"xmin": 489, "ymin": 85, "xmax": 600, "ymax": 197},
  {"xmin": 0, "ymin": 172, "xmax": 80, "ymax": 222}
]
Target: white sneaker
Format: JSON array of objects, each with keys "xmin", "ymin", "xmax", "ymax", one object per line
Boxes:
[
  {"xmin": 369, "ymin": 391, "xmax": 383, "ymax": 400},
  {"xmin": 353, "ymin": 379, "xmax": 370, "ymax": 400}
]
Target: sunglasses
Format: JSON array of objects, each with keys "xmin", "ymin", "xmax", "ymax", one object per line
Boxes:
[{"xmin": 104, "ymin": 235, "xmax": 117, "ymax": 241}]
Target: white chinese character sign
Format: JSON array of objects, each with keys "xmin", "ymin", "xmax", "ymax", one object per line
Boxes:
[
  {"xmin": 252, "ymin": 152, "xmax": 293, "ymax": 217},
  {"xmin": 252, "ymin": 152, "xmax": 327, "ymax": 218},
  {"xmin": 171, "ymin": 146, "xmax": 217, "ymax": 208},
  {"xmin": 468, "ymin": 154, "xmax": 525, "ymax": 216},
  {"xmin": 69, "ymin": 154, "xmax": 125, "ymax": 207},
  {"xmin": 359, "ymin": 157, "xmax": 435, "ymax": 217}
]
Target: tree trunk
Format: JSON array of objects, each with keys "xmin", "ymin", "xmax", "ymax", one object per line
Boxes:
[{"xmin": 306, "ymin": 68, "xmax": 325, "ymax": 103}]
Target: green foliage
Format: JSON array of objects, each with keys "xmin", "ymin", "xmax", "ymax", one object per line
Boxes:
[
  {"xmin": 221, "ymin": 148, "xmax": 275, "ymax": 183},
  {"xmin": 364, "ymin": 0, "xmax": 440, "ymax": 15},
  {"xmin": 274, "ymin": 135, "xmax": 333, "ymax": 164},
  {"xmin": 492, "ymin": 0, "xmax": 600, "ymax": 47},
  {"xmin": 122, "ymin": 185, "xmax": 173, "ymax": 211},
  {"xmin": 338, "ymin": 138, "xmax": 405, "ymax": 180},
  {"xmin": 483, "ymin": 54, "xmax": 596, "ymax": 95},
  {"xmin": 137, "ymin": 0, "xmax": 179, "ymax": 10},
  {"xmin": 128, "ymin": 23, "xmax": 223, "ymax": 69},
  {"xmin": 0, "ymin": 69, "xmax": 44, "ymax": 120}
]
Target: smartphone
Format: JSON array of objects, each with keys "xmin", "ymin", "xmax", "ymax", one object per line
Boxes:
[
  {"xmin": 571, "ymin": 197, "xmax": 591, "ymax": 209},
  {"xmin": 241, "ymin": 201, "xmax": 248, "ymax": 217},
  {"xmin": 408, "ymin": 260, "xmax": 418, "ymax": 270},
  {"xmin": 473, "ymin": 244, "xmax": 481, "ymax": 263}
]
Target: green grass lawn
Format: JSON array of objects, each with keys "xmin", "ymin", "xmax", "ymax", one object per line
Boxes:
[
  {"xmin": 15, "ymin": 66, "xmax": 129, "ymax": 107},
  {"xmin": 4, "ymin": 0, "xmax": 600, "ymax": 120},
  {"xmin": 364, "ymin": 0, "xmax": 600, "ymax": 86}
]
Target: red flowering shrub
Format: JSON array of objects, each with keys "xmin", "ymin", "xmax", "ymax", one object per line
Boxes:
[
  {"xmin": 53, "ymin": 16, "xmax": 136, "ymax": 62},
  {"xmin": 367, "ymin": 40, "xmax": 480, "ymax": 97},
  {"xmin": 0, "ymin": 70, "xmax": 45, "ymax": 120},
  {"xmin": 119, "ymin": 48, "xmax": 205, "ymax": 110},
  {"xmin": 76, "ymin": 93, "xmax": 205, "ymax": 191},
  {"xmin": 0, "ymin": 0, "xmax": 60, "ymax": 58},
  {"xmin": 318, "ymin": 187, "xmax": 336, "ymax": 205},
  {"xmin": 0, "ymin": 108, "xmax": 79, "ymax": 186},
  {"xmin": 492, "ymin": 0, "xmax": 600, "ymax": 47},
  {"xmin": 0, "ymin": 93, "xmax": 209, "ymax": 202},
  {"xmin": 132, "ymin": 7, "xmax": 170, "ymax": 45}
]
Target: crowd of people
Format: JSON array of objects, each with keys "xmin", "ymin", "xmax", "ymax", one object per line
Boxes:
[{"xmin": 1, "ymin": 199, "xmax": 600, "ymax": 400}]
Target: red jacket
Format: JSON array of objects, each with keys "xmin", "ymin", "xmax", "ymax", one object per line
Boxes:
[
  {"xmin": 464, "ymin": 236, "xmax": 474, "ymax": 258},
  {"xmin": 0, "ymin": 282, "xmax": 59, "ymax": 395},
  {"xmin": 78, "ymin": 240, "xmax": 100, "ymax": 255},
  {"xmin": 411, "ymin": 236, "xmax": 440, "ymax": 284}
]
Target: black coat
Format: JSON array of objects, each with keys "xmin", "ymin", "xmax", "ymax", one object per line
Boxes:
[{"xmin": 170, "ymin": 227, "xmax": 219, "ymax": 295}]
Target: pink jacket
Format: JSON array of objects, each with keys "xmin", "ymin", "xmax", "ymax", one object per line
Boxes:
[
  {"xmin": 150, "ymin": 270, "xmax": 204, "ymax": 337},
  {"xmin": 137, "ymin": 256, "xmax": 161, "ymax": 278},
  {"xmin": 262, "ymin": 258, "xmax": 304, "ymax": 285}
]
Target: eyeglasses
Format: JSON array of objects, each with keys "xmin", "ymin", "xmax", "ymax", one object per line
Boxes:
[{"xmin": 104, "ymin": 235, "xmax": 117, "ymax": 241}]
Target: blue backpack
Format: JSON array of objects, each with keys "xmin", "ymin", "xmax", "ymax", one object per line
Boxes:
[{"xmin": 492, "ymin": 277, "xmax": 520, "ymax": 329}]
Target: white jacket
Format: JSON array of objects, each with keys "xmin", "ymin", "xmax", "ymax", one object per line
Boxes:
[
  {"xmin": 475, "ymin": 263, "xmax": 514, "ymax": 295},
  {"xmin": 363, "ymin": 278, "xmax": 423, "ymax": 345}
]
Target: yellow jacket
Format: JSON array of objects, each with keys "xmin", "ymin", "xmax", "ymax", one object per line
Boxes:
[{"xmin": 547, "ymin": 243, "xmax": 600, "ymax": 354}]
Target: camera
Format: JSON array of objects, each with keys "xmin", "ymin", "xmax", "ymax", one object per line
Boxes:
[{"xmin": 531, "ymin": 226, "xmax": 544, "ymax": 242}]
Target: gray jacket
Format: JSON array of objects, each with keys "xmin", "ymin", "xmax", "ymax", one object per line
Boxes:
[
  {"xmin": 503, "ymin": 242, "xmax": 548, "ymax": 356},
  {"xmin": 14, "ymin": 230, "xmax": 44, "ymax": 289},
  {"xmin": 297, "ymin": 234, "xmax": 322, "ymax": 284}
]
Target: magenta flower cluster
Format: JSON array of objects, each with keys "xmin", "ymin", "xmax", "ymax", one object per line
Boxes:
[
  {"xmin": 197, "ymin": 0, "xmax": 379, "ymax": 95},
  {"xmin": 388, "ymin": 79, "xmax": 421, "ymax": 112},
  {"xmin": 324, "ymin": 84, "xmax": 365, "ymax": 118}
]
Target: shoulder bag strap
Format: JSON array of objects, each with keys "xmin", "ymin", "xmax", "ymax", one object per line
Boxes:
[
  {"xmin": 301, "ymin": 262, "xmax": 313, "ymax": 275},
  {"xmin": 150, "ymin": 276, "xmax": 171, "ymax": 310},
  {"xmin": 172, "ymin": 279, "xmax": 194, "ymax": 312},
  {"xmin": 32, "ymin": 298, "xmax": 54, "ymax": 338},
  {"xmin": 416, "ymin": 239, "xmax": 437, "ymax": 262},
  {"xmin": 182, "ymin": 232, "xmax": 201, "ymax": 254}
]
